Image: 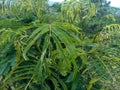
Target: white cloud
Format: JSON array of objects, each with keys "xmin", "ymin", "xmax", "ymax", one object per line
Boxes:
[{"xmin": 107, "ymin": 0, "xmax": 120, "ymax": 8}]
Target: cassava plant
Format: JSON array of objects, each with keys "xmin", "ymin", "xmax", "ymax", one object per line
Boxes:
[{"xmin": 0, "ymin": 0, "xmax": 120, "ymax": 90}]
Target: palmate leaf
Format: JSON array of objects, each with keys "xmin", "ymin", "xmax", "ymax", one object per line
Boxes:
[
  {"xmin": 83, "ymin": 41, "xmax": 120, "ymax": 90},
  {"xmin": 0, "ymin": 42, "xmax": 16, "ymax": 78},
  {"xmin": 22, "ymin": 22, "xmax": 81, "ymax": 61},
  {"xmin": 61, "ymin": 0, "xmax": 96, "ymax": 24},
  {"xmin": 1, "ymin": 21, "xmax": 82, "ymax": 90},
  {"xmin": 98, "ymin": 24, "xmax": 120, "ymax": 44},
  {"xmin": 2, "ymin": 0, "xmax": 120, "ymax": 90},
  {"xmin": 78, "ymin": 24, "xmax": 120, "ymax": 90},
  {"xmin": 0, "ymin": 23, "xmax": 36, "ymax": 81},
  {"xmin": 0, "ymin": 0, "xmax": 48, "ymax": 20},
  {"xmin": 23, "ymin": 24, "xmax": 49, "ymax": 60},
  {"xmin": 85, "ymin": 47, "xmax": 120, "ymax": 89},
  {"xmin": 2, "ymin": 62, "xmax": 35, "ymax": 90}
]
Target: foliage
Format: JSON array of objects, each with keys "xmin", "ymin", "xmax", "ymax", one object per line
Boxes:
[{"xmin": 0, "ymin": 0, "xmax": 120, "ymax": 90}]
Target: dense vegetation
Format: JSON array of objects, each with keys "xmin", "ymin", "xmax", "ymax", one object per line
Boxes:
[{"xmin": 0, "ymin": 0, "xmax": 120, "ymax": 90}]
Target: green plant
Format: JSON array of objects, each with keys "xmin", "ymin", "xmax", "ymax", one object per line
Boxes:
[{"xmin": 0, "ymin": 0, "xmax": 120, "ymax": 90}]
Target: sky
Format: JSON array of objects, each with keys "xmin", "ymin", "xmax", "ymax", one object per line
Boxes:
[
  {"xmin": 49, "ymin": 0, "xmax": 63, "ymax": 2},
  {"xmin": 107, "ymin": 0, "xmax": 120, "ymax": 8},
  {"xmin": 49, "ymin": 0, "xmax": 120, "ymax": 8}
]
